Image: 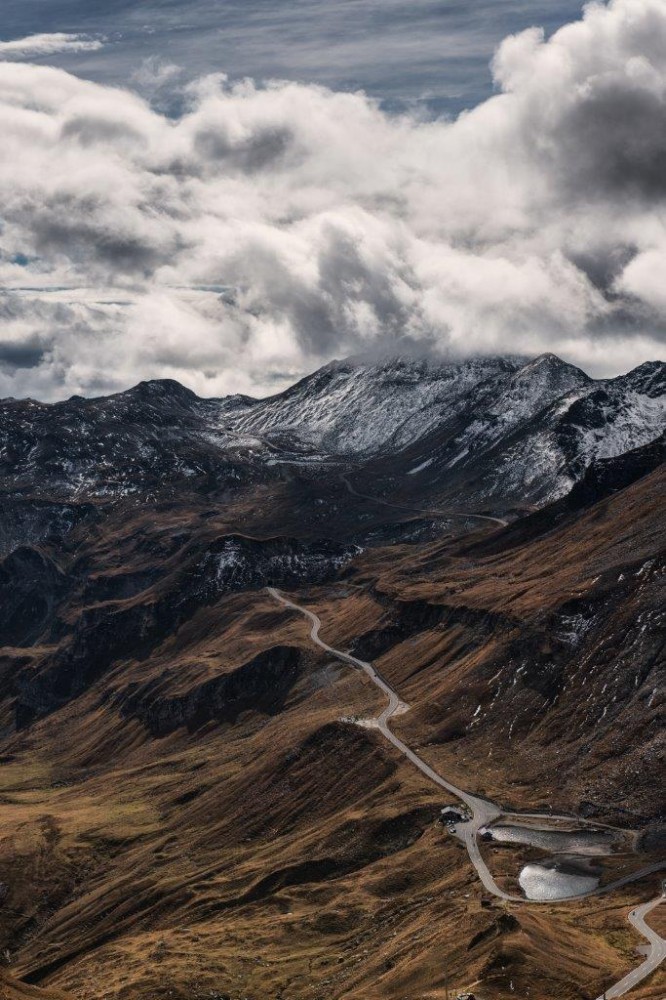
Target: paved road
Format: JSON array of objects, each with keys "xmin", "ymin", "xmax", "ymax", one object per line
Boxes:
[
  {"xmin": 340, "ymin": 473, "xmax": 509, "ymax": 527},
  {"xmin": 268, "ymin": 587, "xmax": 666, "ymax": 993},
  {"xmin": 595, "ymin": 895, "xmax": 665, "ymax": 999},
  {"xmin": 268, "ymin": 586, "xmax": 517, "ymax": 902},
  {"xmin": 268, "ymin": 589, "xmax": 665, "ymax": 904}
]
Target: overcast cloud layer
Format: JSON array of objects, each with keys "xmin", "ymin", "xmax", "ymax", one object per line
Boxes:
[{"xmin": 1, "ymin": 0, "xmax": 665, "ymax": 400}]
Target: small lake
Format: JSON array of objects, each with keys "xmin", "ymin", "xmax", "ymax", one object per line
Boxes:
[
  {"xmin": 519, "ymin": 860, "xmax": 600, "ymax": 900},
  {"xmin": 485, "ymin": 823, "xmax": 617, "ymax": 856}
]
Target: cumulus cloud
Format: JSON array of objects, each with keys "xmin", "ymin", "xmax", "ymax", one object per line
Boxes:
[
  {"xmin": 0, "ymin": 33, "xmax": 104, "ymax": 58},
  {"xmin": 0, "ymin": 0, "xmax": 665, "ymax": 400}
]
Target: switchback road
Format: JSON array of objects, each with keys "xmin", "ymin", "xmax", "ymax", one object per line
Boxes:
[
  {"xmin": 595, "ymin": 895, "xmax": 665, "ymax": 999},
  {"xmin": 268, "ymin": 588, "xmax": 665, "ymax": 996},
  {"xmin": 340, "ymin": 473, "xmax": 509, "ymax": 527}
]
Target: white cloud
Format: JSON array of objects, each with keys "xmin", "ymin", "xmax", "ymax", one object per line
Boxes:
[
  {"xmin": 0, "ymin": 0, "xmax": 665, "ymax": 401},
  {"xmin": 0, "ymin": 33, "xmax": 104, "ymax": 59}
]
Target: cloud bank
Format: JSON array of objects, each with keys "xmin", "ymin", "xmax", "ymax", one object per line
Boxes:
[{"xmin": 0, "ymin": 0, "xmax": 665, "ymax": 400}]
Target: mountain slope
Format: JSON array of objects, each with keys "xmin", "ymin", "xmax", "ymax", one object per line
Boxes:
[
  {"xmin": 354, "ymin": 355, "xmax": 666, "ymax": 506},
  {"xmin": 218, "ymin": 352, "xmax": 600, "ymax": 457},
  {"xmin": 0, "ymin": 352, "xmax": 664, "ymax": 1000},
  {"xmin": 356, "ymin": 461, "xmax": 665, "ymax": 823},
  {"xmin": 0, "ymin": 379, "xmax": 270, "ymax": 505},
  {"xmin": 0, "ymin": 446, "xmax": 663, "ymax": 1000}
]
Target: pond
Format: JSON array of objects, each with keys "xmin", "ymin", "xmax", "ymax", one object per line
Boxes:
[
  {"xmin": 484, "ymin": 823, "xmax": 618, "ymax": 856},
  {"xmin": 519, "ymin": 859, "xmax": 601, "ymax": 900}
]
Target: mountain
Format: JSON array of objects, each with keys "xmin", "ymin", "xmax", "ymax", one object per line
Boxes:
[
  {"xmin": 329, "ymin": 354, "xmax": 666, "ymax": 507},
  {"xmin": 218, "ymin": 354, "xmax": 536, "ymax": 454},
  {"xmin": 0, "ymin": 378, "xmax": 253, "ymax": 504},
  {"xmin": 0, "ymin": 352, "xmax": 664, "ymax": 1000},
  {"xmin": 1, "ymin": 353, "xmax": 663, "ymax": 515},
  {"xmin": 362, "ymin": 456, "xmax": 664, "ymax": 823}
]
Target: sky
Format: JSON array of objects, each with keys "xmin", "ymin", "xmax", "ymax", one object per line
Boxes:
[
  {"xmin": 0, "ymin": 0, "xmax": 665, "ymax": 399},
  {"xmin": 0, "ymin": 2, "xmax": 587, "ymax": 116}
]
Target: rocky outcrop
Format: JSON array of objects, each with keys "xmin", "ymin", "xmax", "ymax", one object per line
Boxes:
[
  {"xmin": 0, "ymin": 499, "xmax": 95, "ymax": 559},
  {"xmin": 116, "ymin": 646, "xmax": 302, "ymax": 736}
]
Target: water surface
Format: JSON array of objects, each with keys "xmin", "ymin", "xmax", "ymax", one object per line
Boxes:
[
  {"xmin": 487, "ymin": 823, "xmax": 618, "ymax": 856},
  {"xmin": 519, "ymin": 860, "xmax": 600, "ymax": 901}
]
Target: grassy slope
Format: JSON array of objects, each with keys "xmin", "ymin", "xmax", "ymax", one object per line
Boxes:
[{"xmin": 0, "ymin": 470, "xmax": 663, "ymax": 999}]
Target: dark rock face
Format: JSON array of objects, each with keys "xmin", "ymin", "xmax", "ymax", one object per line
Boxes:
[
  {"xmin": 620, "ymin": 359, "xmax": 666, "ymax": 397},
  {"xmin": 567, "ymin": 431, "xmax": 666, "ymax": 506},
  {"xmin": 0, "ymin": 499, "xmax": 95, "ymax": 558},
  {"xmin": 349, "ymin": 599, "xmax": 509, "ymax": 663},
  {"xmin": 116, "ymin": 646, "xmax": 303, "ymax": 736},
  {"xmin": 467, "ymin": 913, "xmax": 519, "ymax": 951},
  {"xmin": 0, "ymin": 380, "xmax": 254, "ymax": 500},
  {"xmin": 349, "ymin": 600, "xmax": 446, "ymax": 660},
  {"xmin": 0, "ymin": 547, "xmax": 67, "ymax": 647},
  {"xmin": 192, "ymin": 534, "xmax": 359, "ymax": 601}
]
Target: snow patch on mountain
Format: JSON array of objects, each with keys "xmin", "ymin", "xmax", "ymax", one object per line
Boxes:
[
  {"xmin": 217, "ymin": 355, "xmax": 526, "ymax": 456},
  {"xmin": 442, "ymin": 353, "xmax": 591, "ymax": 466},
  {"xmin": 485, "ymin": 370, "xmax": 666, "ymax": 503},
  {"xmin": 1, "ymin": 353, "xmax": 663, "ymax": 509}
]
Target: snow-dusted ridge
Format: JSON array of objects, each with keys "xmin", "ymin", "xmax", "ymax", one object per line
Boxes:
[
  {"xmin": 216, "ymin": 354, "xmax": 529, "ymax": 455},
  {"xmin": 214, "ymin": 351, "xmax": 664, "ymax": 502},
  {"xmin": 0, "ymin": 352, "xmax": 663, "ymax": 506}
]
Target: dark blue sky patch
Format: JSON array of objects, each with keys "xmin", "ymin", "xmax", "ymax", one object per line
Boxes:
[
  {"xmin": 0, "ymin": 337, "xmax": 47, "ymax": 369},
  {"xmin": 1, "ymin": 1, "xmax": 585, "ymax": 115}
]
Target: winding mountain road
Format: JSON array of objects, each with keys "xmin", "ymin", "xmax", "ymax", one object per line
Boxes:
[
  {"xmin": 262, "ymin": 455, "xmax": 508, "ymax": 527},
  {"xmin": 268, "ymin": 586, "xmax": 511, "ymax": 900},
  {"xmin": 339, "ymin": 473, "xmax": 509, "ymax": 527},
  {"xmin": 267, "ymin": 587, "xmax": 665, "ymax": 995},
  {"xmin": 595, "ymin": 895, "xmax": 665, "ymax": 999}
]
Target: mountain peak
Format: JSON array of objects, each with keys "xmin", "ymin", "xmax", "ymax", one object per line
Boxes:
[
  {"xmin": 616, "ymin": 359, "xmax": 666, "ymax": 397},
  {"xmin": 122, "ymin": 378, "xmax": 199, "ymax": 405},
  {"xmin": 518, "ymin": 352, "xmax": 590, "ymax": 376}
]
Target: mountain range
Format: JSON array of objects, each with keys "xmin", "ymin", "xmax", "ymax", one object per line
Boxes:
[
  {"xmin": 1, "ymin": 352, "xmax": 663, "ymax": 512},
  {"xmin": 0, "ymin": 351, "xmax": 664, "ymax": 1000}
]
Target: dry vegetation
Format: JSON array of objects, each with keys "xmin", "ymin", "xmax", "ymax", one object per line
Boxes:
[{"xmin": 0, "ymin": 468, "xmax": 663, "ymax": 1000}]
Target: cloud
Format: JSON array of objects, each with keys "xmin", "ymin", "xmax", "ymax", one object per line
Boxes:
[
  {"xmin": 131, "ymin": 58, "xmax": 182, "ymax": 91},
  {"xmin": 0, "ymin": 0, "xmax": 665, "ymax": 401},
  {"xmin": 0, "ymin": 33, "xmax": 104, "ymax": 58}
]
